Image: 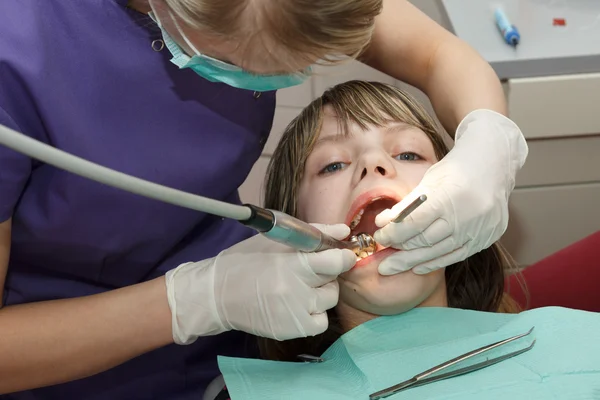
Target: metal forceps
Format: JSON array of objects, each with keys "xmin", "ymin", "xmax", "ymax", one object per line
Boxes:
[{"xmin": 369, "ymin": 327, "xmax": 536, "ymax": 400}]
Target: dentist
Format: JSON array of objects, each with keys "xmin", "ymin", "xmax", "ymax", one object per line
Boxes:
[{"xmin": 0, "ymin": 0, "xmax": 527, "ymax": 398}]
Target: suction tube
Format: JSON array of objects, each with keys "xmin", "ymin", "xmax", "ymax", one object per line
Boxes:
[
  {"xmin": 0, "ymin": 123, "xmax": 371, "ymax": 255},
  {"xmin": 0, "ymin": 123, "xmax": 251, "ymax": 221},
  {"xmin": 241, "ymin": 205, "xmax": 363, "ymax": 253}
]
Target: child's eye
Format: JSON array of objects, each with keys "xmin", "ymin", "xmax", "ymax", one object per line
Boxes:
[
  {"xmin": 393, "ymin": 152, "xmax": 421, "ymax": 161},
  {"xmin": 319, "ymin": 162, "xmax": 347, "ymax": 175}
]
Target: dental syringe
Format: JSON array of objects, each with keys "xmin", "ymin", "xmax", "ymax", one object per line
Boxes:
[{"xmin": 0, "ymin": 123, "xmax": 425, "ymax": 257}]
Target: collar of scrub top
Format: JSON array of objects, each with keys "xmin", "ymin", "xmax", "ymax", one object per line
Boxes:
[{"xmin": 299, "ymin": 327, "xmax": 535, "ymax": 400}]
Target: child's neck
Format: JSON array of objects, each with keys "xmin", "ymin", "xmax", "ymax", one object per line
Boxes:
[
  {"xmin": 336, "ymin": 288, "xmax": 449, "ymax": 332},
  {"xmin": 336, "ymin": 302, "xmax": 378, "ymax": 332}
]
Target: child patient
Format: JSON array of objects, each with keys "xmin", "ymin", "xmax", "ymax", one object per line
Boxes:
[
  {"xmin": 207, "ymin": 81, "xmax": 600, "ymax": 400},
  {"xmin": 258, "ymin": 80, "xmax": 521, "ymax": 361}
]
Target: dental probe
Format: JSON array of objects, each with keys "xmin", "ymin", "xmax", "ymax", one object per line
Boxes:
[
  {"xmin": 392, "ymin": 195, "xmax": 427, "ymax": 223},
  {"xmin": 0, "ymin": 123, "xmax": 372, "ymax": 255}
]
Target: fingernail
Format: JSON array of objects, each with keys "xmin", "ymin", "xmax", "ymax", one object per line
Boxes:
[
  {"xmin": 373, "ymin": 230, "xmax": 389, "ymax": 246},
  {"xmin": 337, "ymin": 224, "xmax": 351, "ymax": 235},
  {"xmin": 374, "ymin": 209, "xmax": 393, "ymax": 227},
  {"xmin": 329, "ymin": 224, "xmax": 350, "ymax": 240},
  {"xmin": 413, "ymin": 266, "xmax": 434, "ymax": 275},
  {"xmin": 341, "ymin": 250, "xmax": 357, "ymax": 271}
]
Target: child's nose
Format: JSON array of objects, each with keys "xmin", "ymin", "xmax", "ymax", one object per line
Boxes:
[{"xmin": 355, "ymin": 151, "xmax": 397, "ymax": 182}]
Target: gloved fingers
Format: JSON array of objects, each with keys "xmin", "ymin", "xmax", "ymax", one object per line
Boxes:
[
  {"xmin": 303, "ymin": 312, "xmax": 329, "ymax": 337},
  {"xmin": 373, "ymin": 186, "xmax": 442, "ymax": 248},
  {"xmin": 375, "ymin": 189, "xmax": 428, "ymax": 227},
  {"xmin": 286, "ymin": 282, "xmax": 337, "ymax": 339},
  {"xmin": 373, "ymin": 202, "xmax": 441, "ymax": 249},
  {"xmin": 309, "ymin": 280, "xmax": 339, "ymax": 314},
  {"xmin": 303, "ymin": 249, "xmax": 356, "ymax": 286},
  {"xmin": 412, "ymin": 241, "xmax": 472, "ymax": 275},
  {"xmin": 377, "ymin": 235, "xmax": 461, "ymax": 275},
  {"xmin": 309, "ymin": 223, "xmax": 351, "ymax": 240},
  {"xmin": 306, "ymin": 223, "xmax": 355, "ymax": 278},
  {"xmin": 396, "ymin": 218, "xmax": 452, "ymax": 250},
  {"xmin": 268, "ymin": 307, "xmax": 327, "ymax": 340}
]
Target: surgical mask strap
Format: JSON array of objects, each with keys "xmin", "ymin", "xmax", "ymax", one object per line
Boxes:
[
  {"xmin": 148, "ymin": 3, "xmax": 201, "ymax": 55},
  {"xmin": 167, "ymin": 11, "xmax": 203, "ymax": 56}
]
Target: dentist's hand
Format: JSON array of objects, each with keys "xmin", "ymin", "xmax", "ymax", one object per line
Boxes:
[
  {"xmin": 374, "ymin": 110, "xmax": 528, "ymax": 275},
  {"xmin": 165, "ymin": 224, "xmax": 355, "ymax": 344}
]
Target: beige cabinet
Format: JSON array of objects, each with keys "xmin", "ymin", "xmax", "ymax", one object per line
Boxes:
[{"xmin": 501, "ymin": 73, "xmax": 600, "ymax": 266}]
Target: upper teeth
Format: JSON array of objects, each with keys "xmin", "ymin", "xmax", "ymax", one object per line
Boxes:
[
  {"xmin": 349, "ymin": 197, "xmax": 382, "ymax": 230},
  {"xmin": 350, "ymin": 209, "xmax": 364, "ymax": 229}
]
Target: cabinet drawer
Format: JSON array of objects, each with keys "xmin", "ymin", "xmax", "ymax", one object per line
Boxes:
[
  {"xmin": 500, "ymin": 183, "xmax": 600, "ymax": 266},
  {"xmin": 516, "ymin": 135, "xmax": 600, "ymax": 187},
  {"xmin": 508, "ymin": 73, "xmax": 600, "ymax": 139}
]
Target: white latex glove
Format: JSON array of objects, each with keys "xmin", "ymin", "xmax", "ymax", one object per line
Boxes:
[
  {"xmin": 374, "ymin": 109, "xmax": 528, "ymax": 275},
  {"xmin": 165, "ymin": 224, "xmax": 356, "ymax": 344}
]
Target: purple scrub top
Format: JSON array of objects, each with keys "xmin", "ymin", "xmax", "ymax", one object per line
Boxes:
[{"xmin": 0, "ymin": 0, "xmax": 275, "ymax": 398}]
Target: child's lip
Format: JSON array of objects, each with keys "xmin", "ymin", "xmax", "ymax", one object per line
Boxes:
[{"xmin": 353, "ymin": 246, "xmax": 398, "ymax": 269}]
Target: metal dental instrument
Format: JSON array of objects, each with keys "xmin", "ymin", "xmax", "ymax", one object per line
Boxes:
[
  {"xmin": 349, "ymin": 232, "xmax": 377, "ymax": 257},
  {"xmin": 369, "ymin": 327, "xmax": 536, "ymax": 400},
  {"xmin": 297, "ymin": 354, "xmax": 325, "ymax": 363},
  {"xmin": 243, "ymin": 205, "xmax": 374, "ymax": 254},
  {"xmin": 0, "ymin": 123, "xmax": 372, "ymax": 255},
  {"xmin": 345, "ymin": 195, "xmax": 428, "ymax": 258},
  {"xmin": 392, "ymin": 194, "xmax": 427, "ymax": 223}
]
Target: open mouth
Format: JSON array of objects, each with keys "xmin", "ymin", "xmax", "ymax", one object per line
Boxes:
[{"xmin": 345, "ymin": 190, "xmax": 401, "ymax": 264}]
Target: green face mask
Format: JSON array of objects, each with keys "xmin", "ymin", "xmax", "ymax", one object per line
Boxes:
[{"xmin": 149, "ymin": 11, "xmax": 311, "ymax": 92}]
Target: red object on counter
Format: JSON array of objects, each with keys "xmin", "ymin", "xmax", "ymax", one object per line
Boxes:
[{"xmin": 553, "ymin": 18, "xmax": 566, "ymax": 26}]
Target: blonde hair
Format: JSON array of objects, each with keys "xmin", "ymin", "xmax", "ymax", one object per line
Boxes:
[
  {"xmin": 161, "ymin": 0, "xmax": 382, "ymax": 67},
  {"xmin": 265, "ymin": 80, "xmax": 448, "ymax": 218},
  {"xmin": 260, "ymin": 81, "xmax": 524, "ymax": 361}
]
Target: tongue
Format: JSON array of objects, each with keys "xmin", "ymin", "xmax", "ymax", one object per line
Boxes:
[{"xmin": 352, "ymin": 199, "xmax": 397, "ymax": 236}]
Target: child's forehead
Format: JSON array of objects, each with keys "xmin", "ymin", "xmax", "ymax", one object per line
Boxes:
[
  {"xmin": 320, "ymin": 108, "xmax": 370, "ymax": 139},
  {"xmin": 319, "ymin": 109, "xmax": 414, "ymax": 141},
  {"xmin": 321, "ymin": 104, "xmax": 401, "ymax": 132}
]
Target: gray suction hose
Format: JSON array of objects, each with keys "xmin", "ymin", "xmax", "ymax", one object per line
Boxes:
[
  {"xmin": 0, "ymin": 123, "xmax": 377, "ymax": 256},
  {"xmin": 0, "ymin": 123, "xmax": 252, "ymax": 221}
]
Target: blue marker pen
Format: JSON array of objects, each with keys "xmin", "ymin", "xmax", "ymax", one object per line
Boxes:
[{"xmin": 494, "ymin": 7, "xmax": 520, "ymax": 46}]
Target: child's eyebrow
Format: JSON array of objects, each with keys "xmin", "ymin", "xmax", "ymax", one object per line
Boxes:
[
  {"xmin": 313, "ymin": 134, "xmax": 350, "ymax": 149},
  {"xmin": 313, "ymin": 123, "xmax": 416, "ymax": 149},
  {"xmin": 384, "ymin": 123, "xmax": 414, "ymax": 136}
]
